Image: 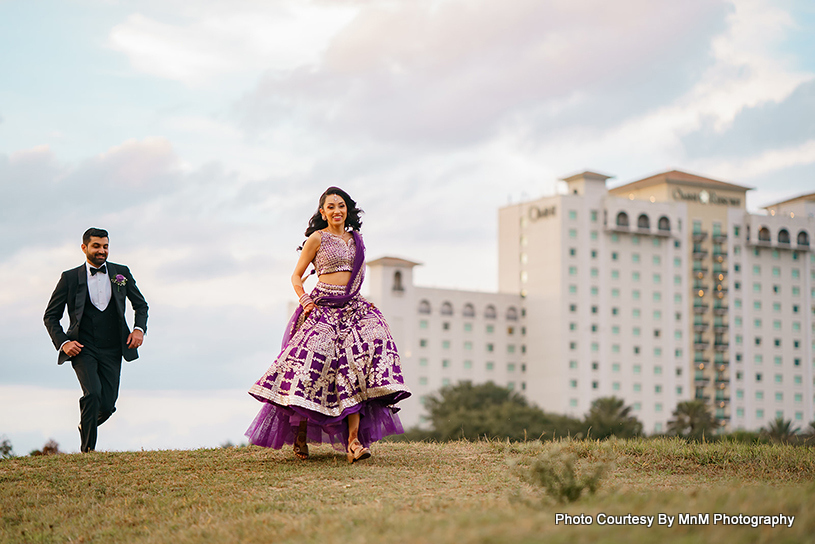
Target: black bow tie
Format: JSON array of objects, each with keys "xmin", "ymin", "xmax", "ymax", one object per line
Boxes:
[{"xmin": 90, "ymin": 265, "xmax": 107, "ymax": 276}]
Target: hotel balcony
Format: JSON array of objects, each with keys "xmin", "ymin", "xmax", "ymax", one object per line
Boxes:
[
  {"xmin": 712, "ymin": 267, "xmax": 727, "ymax": 278},
  {"xmin": 712, "ymin": 251, "xmax": 728, "ymax": 262},
  {"xmin": 692, "ymin": 248, "xmax": 709, "ymax": 260},
  {"xmin": 694, "ymin": 340, "xmax": 711, "ymax": 350},
  {"xmin": 716, "ymin": 414, "xmax": 731, "ymax": 421},
  {"xmin": 715, "ymin": 377, "xmax": 730, "ymax": 386},
  {"xmin": 693, "ymin": 284, "xmax": 708, "ymax": 295},
  {"xmin": 693, "ymin": 302, "xmax": 709, "ymax": 314},
  {"xmin": 694, "ymin": 376, "xmax": 710, "ymax": 386},
  {"xmin": 693, "ymin": 320, "xmax": 709, "ymax": 332},
  {"xmin": 712, "ymin": 304, "xmax": 728, "ymax": 315},
  {"xmin": 713, "ymin": 323, "xmax": 729, "ymax": 333},
  {"xmin": 714, "ymin": 284, "xmax": 728, "ymax": 295},
  {"xmin": 713, "ymin": 342, "xmax": 729, "ymax": 351},
  {"xmin": 714, "ymin": 396, "xmax": 731, "ymax": 404},
  {"xmin": 715, "ymin": 362, "xmax": 729, "ymax": 371},
  {"xmin": 693, "ymin": 265, "xmax": 709, "ymax": 276},
  {"xmin": 695, "ymin": 394, "xmax": 711, "ymax": 402},
  {"xmin": 712, "ymin": 233, "xmax": 728, "ymax": 243},
  {"xmin": 694, "ymin": 357, "xmax": 710, "ymax": 366},
  {"xmin": 692, "ymin": 231, "xmax": 708, "ymax": 242}
]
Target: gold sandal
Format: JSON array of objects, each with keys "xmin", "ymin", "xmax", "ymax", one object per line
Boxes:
[
  {"xmin": 294, "ymin": 427, "xmax": 309, "ymax": 460},
  {"xmin": 347, "ymin": 437, "xmax": 371, "ymax": 464}
]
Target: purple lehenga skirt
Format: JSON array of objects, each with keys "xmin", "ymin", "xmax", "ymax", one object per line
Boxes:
[{"xmin": 246, "ymin": 282, "xmax": 411, "ymax": 451}]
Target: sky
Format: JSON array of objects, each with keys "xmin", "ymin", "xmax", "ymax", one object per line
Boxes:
[{"xmin": 1, "ymin": 0, "xmax": 814, "ymax": 455}]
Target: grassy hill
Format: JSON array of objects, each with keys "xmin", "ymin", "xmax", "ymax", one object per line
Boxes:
[{"xmin": 1, "ymin": 439, "xmax": 814, "ymax": 543}]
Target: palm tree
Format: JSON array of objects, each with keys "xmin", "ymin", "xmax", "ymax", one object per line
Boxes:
[
  {"xmin": 667, "ymin": 400, "xmax": 718, "ymax": 440},
  {"xmin": 584, "ymin": 396, "xmax": 643, "ymax": 439},
  {"xmin": 762, "ymin": 417, "xmax": 799, "ymax": 444}
]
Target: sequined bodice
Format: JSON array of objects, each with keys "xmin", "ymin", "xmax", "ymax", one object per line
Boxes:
[{"xmin": 314, "ymin": 230, "xmax": 356, "ymax": 275}]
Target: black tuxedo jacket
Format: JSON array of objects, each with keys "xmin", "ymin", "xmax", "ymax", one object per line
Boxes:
[{"xmin": 44, "ymin": 262, "xmax": 149, "ymax": 365}]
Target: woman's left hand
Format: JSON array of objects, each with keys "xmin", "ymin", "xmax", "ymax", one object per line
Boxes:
[{"xmin": 303, "ymin": 302, "xmax": 316, "ymax": 315}]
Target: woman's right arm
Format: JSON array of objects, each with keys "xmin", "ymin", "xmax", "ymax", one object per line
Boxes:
[{"xmin": 292, "ymin": 232, "xmax": 321, "ymax": 312}]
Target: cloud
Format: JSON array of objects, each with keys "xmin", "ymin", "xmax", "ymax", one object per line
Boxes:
[
  {"xmin": 108, "ymin": 2, "xmax": 358, "ymax": 86},
  {"xmin": 681, "ymin": 78, "xmax": 815, "ymax": 158},
  {"xmin": 238, "ymin": 0, "xmax": 730, "ymax": 146}
]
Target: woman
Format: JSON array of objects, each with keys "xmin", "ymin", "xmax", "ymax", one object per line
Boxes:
[{"xmin": 246, "ymin": 187, "xmax": 411, "ymax": 463}]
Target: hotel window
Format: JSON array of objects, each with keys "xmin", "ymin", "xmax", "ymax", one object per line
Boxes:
[
  {"xmin": 486, "ymin": 343, "xmax": 494, "ymax": 352},
  {"xmin": 570, "ymin": 399, "xmax": 578, "ymax": 407},
  {"xmin": 569, "ymin": 342, "xmax": 576, "ymax": 350},
  {"xmin": 633, "ymin": 383, "xmax": 642, "ymax": 392},
  {"xmin": 757, "ymin": 409, "xmax": 764, "ymax": 419},
  {"xmin": 419, "ymin": 358, "xmax": 428, "ymax": 366},
  {"xmin": 592, "ymin": 362, "xmax": 599, "ymax": 370},
  {"xmin": 591, "ymin": 324, "xmax": 598, "ymax": 332},
  {"xmin": 612, "ymin": 270, "xmax": 620, "ymax": 279},
  {"xmin": 756, "ymin": 391, "xmax": 764, "ymax": 400},
  {"xmin": 653, "ymin": 273, "xmax": 661, "ymax": 283},
  {"xmin": 674, "ymin": 257, "xmax": 681, "ymax": 267},
  {"xmin": 591, "ymin": 231, "xmax": 598, "ymax": 240},
  {"xmin": 569, "ymin": 304, "xmax": 577, "ymax": 313},
  {"xmin": 632, "ymin": 235, "xmax": 640, "ymax": 245},
  {"xmin": 570, "ymin": 380, "xmax": 577, "ymax": 388},
  {"xmin": 655, "ymin": 386, "xmax": 663, "ymax": 394},
  {"xmin": 486, "ymin": 362, "xmax": 494, "ymax": 371},
  {"xmin": 654, "ymin": 365, "xmax": 662, "ymax": 374},
  {"xmin": 612, "ymin": 307, "xmax": 619, "ymax": 316},
  {"xmin": 591, "ymin": 267, "xmax": 598, "ymax": 277},
  {"xmin": 633, "ymin": 309, "xmax": 641, "ymax": 318},
  {"xmin": 753, "ymin": 265, "xmax": 761, "ymax": 275},
  {"xmin": 419, "ymin": 377, "xmax": 428, "ymax": 385},
  {"xmin": 569, "ymin": 229, "xmax": 577, "ymax": 239},
  {"xmin": 569, "ymin": 322, "xmax": 577, "ymax": 331},
  {"xmin": 442, "ymin": 359, "xmax": 450, "ymax": 368},
  {"xmin": 486, "ymin": 324, "xmax": 494, "ymax": 333},
  {"xmin": 612, "ymin": 363, "xmax": 620, "ymax": 372},
  {"xmin": 442, "ymin": 378, "xmax": 451, "ymax": 387},
  {"xmin": 612, "ymin": 288, "xmax": 620, "ymax": 298},
  {"xmin": 633, "ymin": 253, "xmax": 640, "ymax": 263},
  {"xmin": 612, "ymin": 382, "xmax": 620, "ymax": 391},
  {"xmin": 633, "ymin": 364, "xmax": 641, "ymax": 374},
  {"xmin": 591, "ymin": 250, "xmax": 597, "ymax": 259},
  {"xmin": 674, "ymin": 275, "xmax": 681, "ymax": 285},
  {"xmin": 591, "ymin": 306, "xmax": 598, "ymax": 314},
  {"xmin": 653, "ymin": 292, "xmax": 661, "ymax": 302},
  {"xmin": 592, "ymin": 381, "xmax": 599, "ymax": 389},
  {"xmin": 591, "ymin": 287, "xmax": 599, "ymax": 296},
  {"xmin": 569, "ymin": 285, "xmax": 577, "ymax": 294},
  {"xmin": 753, "ymin": 283, "xmax": 761, "ymax": 293},
  {"xmin": 507, "ymin": 363, "xmax": 516, "ymax": 372},
  {"xmin": 570, "ymin": 248, "xmax": 576, "ymax": 256},
  {"xmin": 569, "ymin": 210, "xmax": 577, "ymax": 220},
  {"xmin": 674, "ymin": 294, "xmax": 682, "ymax": 304},
  {"xmin": 653, "ymin": 255, "xmax": 661, "ymax": 265},
  {"xmin": 419, "ymin": 320, "xmax": 428, "ymax": 329},
  {"xmin": 653, "ymin": 310, "xmax": 662, "ymax": 320},
  {"xmin": 442, "ymin": 340, "xmax": 450, "ymax": 349},
  {"xmin": 591, "ymin": 210, "xmax": 598, "ymax": 222},
  {"xmin": 632, "ymin": 272, "xmax": 640, "ymax": 281},
  {"xmin": 508, "ymin": 345, "xmax": 516, "ymax": 353},
  {"xmin": 420, "ymin": 339, "xmax": 428, "ymax": 347},
  {"xmin": 754, "ymin": 301, "xmax": 761, "ymax": 310},
  {"xmin": 463, "ymin": 360, "xmax": 472, "ymax": 369},
  {"xmin": 775, "ymin": 392, "xmax": 783, "ymax": 402},
  {"xmin": 443, "ymin": 322, "xmax": 450, "ymax": 330},
  {"xmin": 633, "ymin": 289, "xmax": 641, "ymax": 300},
  {"xmin": 612, "ymin": 252, "xmax": 618, "ymax": 260},
  {"xmin": 569, "ymin": 360, "xmax": 578, "ymax": 369},
  {"xmin": 633, "ymin": 327, "xmax": 640, "ymax": 336},
  {"xmin": 464, "ymin": 341, "xmax": 473, "ymax": 350},
  {"xmin": 792, "ymin": 269, "xmax": 800, "ymax": 279},
  {"xmin": 794, "ymin": 375, "xmax": 802, "ymax": 385},
  {"xmin": 792, "ymin": 286, "xmax": 800, "ymax": 296},
  {"xmin": 612, "ymin": 325, "xmax": 620, "ymax": 335},
  {"xmin": 464, "ymin": 322, "xmax": 472, "ymax": 332},
  {"xmin": 569, "ymin": 266, "xmax": 577, "ymax": 275}
]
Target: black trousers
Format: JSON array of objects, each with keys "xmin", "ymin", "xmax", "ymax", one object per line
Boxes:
[{"xmin": 71, "ymin": 346, "xmax": 122, "ymax": 452}]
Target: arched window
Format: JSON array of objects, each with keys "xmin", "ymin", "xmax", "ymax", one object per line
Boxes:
[
  {"xmin": 463, "ymin": 303, "xmax": 475, "ymax": 317},
  {"xmin": 418, "ymin": 300, "xmax": 431, "ymax": 314},
  {"xmin": 797, "ymin": 230, "xmax": 810, "ymax": 247},
  {"xmin": 637, "ymin": 214, "xmax": 650, "ymax": 230},
  {"xmin": 778, "ymin": 229, "xmax": 790, "ymax": 244},
  {"xmin": 616, "ymin": 211, "xmax": 629, "ymax": 227},
  {"xmin": 506, "ymin": 307, "xmax": 518, "ymax": 321},
  {"xmin": 758, "ymin": 227, "xmax": 771, "ymax": 242},
  {"xmin": 392, "ymin": 270, "xmax": 404, "ymax": 291},
  {"xmin": 658, "ymin": 216, "xmax": 670, "ymax": 231},
  {"xmin": 441, "ymin": 302, "xmax": 453, "ymax": 316},
  {"xmin": 484, "ymin": 305, "xmax": 497, "ymax": 319}
]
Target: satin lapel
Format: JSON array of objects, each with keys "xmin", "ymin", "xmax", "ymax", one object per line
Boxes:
[
  {"xmin": 75, "ymin": 265, "xmax": 87, "ymax": 324},
  {"xmin": 107, "ymin": 263, "xmax": 126, "ymax": 315}
]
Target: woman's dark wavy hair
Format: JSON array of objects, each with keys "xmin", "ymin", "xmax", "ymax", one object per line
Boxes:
[{"xmin": 304, "ymin": 187, "xmax": 364, "ymax": 237}]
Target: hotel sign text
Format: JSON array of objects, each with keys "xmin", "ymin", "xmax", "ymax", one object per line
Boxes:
[
  {"xmin": 673, "ymin": 188, "xmax": 740, "ymax": 206},
  {"xmin": 529, "ymin": 205, "xmax": 557, "ymax": 221}
]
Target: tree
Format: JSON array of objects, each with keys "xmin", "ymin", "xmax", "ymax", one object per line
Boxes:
[
  {"xmin": 0, "ymin": 435, "xmax": 14, "ymax": 459},
  {"xmin": 762, "ymin": 417, "xmax": 799, "ymax": 444},
  {"xmin": 29, "ymin": 439, "xmax": 62, "ymax": 456},
  {"xmin": 667, "ymin": 400, "xmax": 718, "ymax": 440},
  {"xmin": 583, "ymin": 396, "xmax": 643, "ymax": 439},
  {"xmin": 424, "ymin": 381, "xmax": 583, "ymax": 441}
]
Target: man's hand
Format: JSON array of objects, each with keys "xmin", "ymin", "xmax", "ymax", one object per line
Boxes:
[
  {"xmin": 62, "ymin": 341, "xmax": 84, "ymax": 357},
  {"xmin": 127, "ymin": 329, "xmax": 144, "ymax": 349}
]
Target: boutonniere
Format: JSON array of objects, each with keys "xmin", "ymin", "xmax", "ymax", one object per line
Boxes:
[{"xmin": 112, "ymin": 274, "xmax": 127, "ymax": 291}]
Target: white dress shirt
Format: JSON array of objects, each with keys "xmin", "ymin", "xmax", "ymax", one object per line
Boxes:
[{"xmin": 86, "ymin": 261, "xmax": 112, "ymax": 311}]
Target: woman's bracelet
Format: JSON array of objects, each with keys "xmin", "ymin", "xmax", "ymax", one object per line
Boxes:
[{"xmin": 299, "ymin": 293, "xmax": 314, "ymax": 308}]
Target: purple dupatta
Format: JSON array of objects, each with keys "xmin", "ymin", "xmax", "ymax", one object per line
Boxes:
[{"xmin": 280, "ymin": 230, "xmax": 366, "ymax": 349}]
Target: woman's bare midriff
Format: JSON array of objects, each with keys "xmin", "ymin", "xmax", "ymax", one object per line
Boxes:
[{"xmin": 319, "ymin": 271, "xmax": 352, "ymax": 286}]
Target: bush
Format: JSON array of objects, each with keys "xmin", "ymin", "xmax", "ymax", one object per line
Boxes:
[{"xmin": 519, "ymin": 442, "xmax": 608, "ymax": 503}]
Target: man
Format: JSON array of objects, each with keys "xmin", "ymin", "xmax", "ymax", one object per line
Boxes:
[{"xmin": 44, "ymin": 228, "xmax": 149, "ymax": 452}]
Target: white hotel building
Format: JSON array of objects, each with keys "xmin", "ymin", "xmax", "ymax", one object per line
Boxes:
[{"xmin": 367, "ymin": 170, "xmax": 815, "ymax": 433}]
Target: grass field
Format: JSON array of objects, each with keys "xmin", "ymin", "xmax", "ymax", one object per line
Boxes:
[{"xmin": 1, "ymin": 438, "xmax": 814, "ymax": 543}]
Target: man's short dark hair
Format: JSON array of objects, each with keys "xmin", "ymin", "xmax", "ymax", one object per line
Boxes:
[{"xmin": 83, "ymin": 228, "xmax": 109, "ymax": 245}]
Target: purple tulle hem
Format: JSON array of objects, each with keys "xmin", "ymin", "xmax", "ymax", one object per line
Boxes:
[{"xmin": 245, "ymin": 395, "xmax": 408, "ymax": 452}]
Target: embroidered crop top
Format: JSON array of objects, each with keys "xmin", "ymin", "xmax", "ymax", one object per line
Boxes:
[{"xmin": 313, "ymin": 230, "xmax": 356, "ymax": 275}]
